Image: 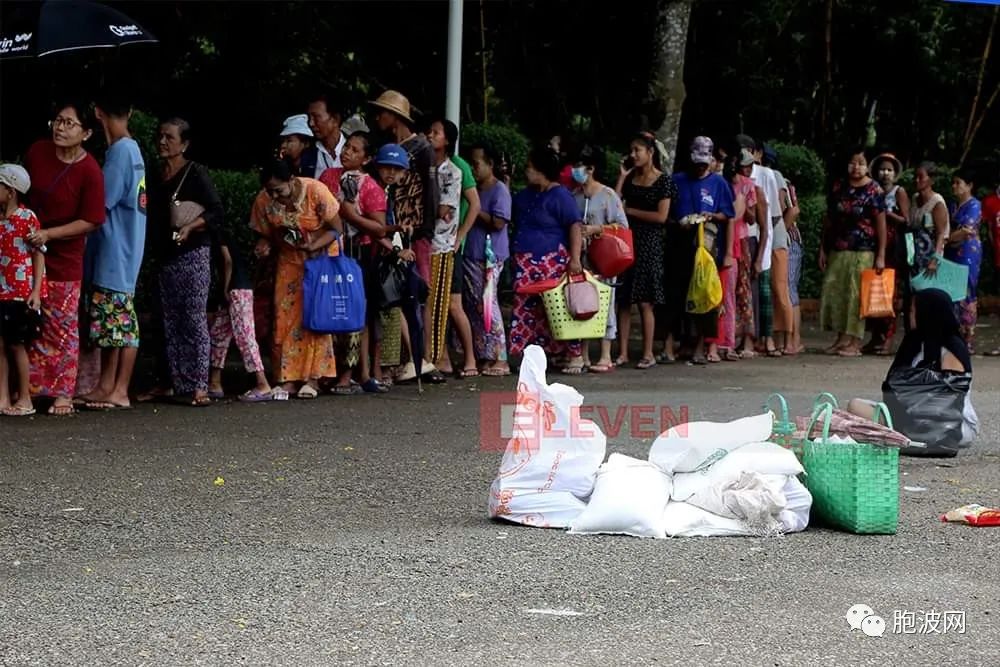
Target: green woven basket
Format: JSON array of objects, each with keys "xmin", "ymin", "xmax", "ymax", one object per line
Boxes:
[
  {"xmin": 764, "ymin": 393, "xmax": 799, "ymax": 457},
  {"xmin": 801, "ymin": 402, "xmax": 899, "ymax": 535},
  {"xmin": 540, "ymin": 272, "xmax": 612, "ymax": 341}
]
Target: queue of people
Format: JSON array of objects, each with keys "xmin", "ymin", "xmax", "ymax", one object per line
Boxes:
[{"xmin": 1, "ymin": 87, "xmax": 997, "ymax": 417}]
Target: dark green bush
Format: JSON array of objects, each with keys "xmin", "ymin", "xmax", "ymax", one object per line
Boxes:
[
  {"xmin": 796, "ymin": 194, "xmax": 826, "ymax": 300},
  {"xmin": 769, "ymin": 142, "xmax": 826, "ymax": 198},
  {"xmin": 460, "ymin": 122, "xmax": 531, "ymax": 186}
]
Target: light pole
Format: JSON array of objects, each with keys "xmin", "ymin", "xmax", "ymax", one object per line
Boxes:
[{"xmin": 446, "ymin": 0, "xmax": 464, "ymax": 143}]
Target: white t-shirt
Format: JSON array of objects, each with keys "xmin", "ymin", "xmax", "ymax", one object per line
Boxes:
[
  {"xmin": 750, "ymin": 164, "xmax": 778, "ymax": 271},
  {"xmin": 313, "ymin": 134, "xmax": 346, "ymax": 177}
]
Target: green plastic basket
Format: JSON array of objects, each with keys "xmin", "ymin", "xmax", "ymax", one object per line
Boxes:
[
  {"xmin": 540, "ymin": 272, "xmax": 612, "ymax": 341},
  {"xmin": 764, "ymin": 393, "xmax": 799, "ymax": 457},
  {"xmin": 801, "ymin": 402, "xmax": 899, "ymax": 535}
]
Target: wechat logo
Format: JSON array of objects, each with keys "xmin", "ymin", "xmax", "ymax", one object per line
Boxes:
[{"xmin": 846, "ymin": 603, "xmax": 886, "ymax": 638}]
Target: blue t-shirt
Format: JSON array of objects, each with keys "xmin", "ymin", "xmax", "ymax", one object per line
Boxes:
[
  {"xmin": 671, "ymin": 171, "xmax": 736, "ymax": 266},
  {"xmin": 512, "ymin": 185, "xmax": 580, "ymax": 257},
  {"xmin": 86, "ymin": 137, "xmax": 147, "ymax": 293}
]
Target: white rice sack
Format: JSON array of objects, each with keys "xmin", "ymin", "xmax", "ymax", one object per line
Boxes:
[
  {"xmin": 648, "ymin": 413, "xmax": 774, "ymax": 473},
  {"xmin": 661, "ymin": 502, "xmax": 754, "ymax": 537},
  {"xmin": 672, "ymin": 442, "xmax": 804, "ymax": 501},
  {"xmin": 568, "ymin": 454, "xmax": 672, "ymax": 539}
]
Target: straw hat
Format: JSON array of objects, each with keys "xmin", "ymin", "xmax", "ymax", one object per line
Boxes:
[
  {"xmin": 872, "ymin": 153, "xmax": 903, "ymax": 177},
  {"xmin": 369, "ymin": 90, "xmax": 414, "ymax": 124}
]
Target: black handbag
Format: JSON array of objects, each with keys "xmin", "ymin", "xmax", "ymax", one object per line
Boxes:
[{"xmin": 379, "ymin": 259, "xmax": 408, "ymax": 310}]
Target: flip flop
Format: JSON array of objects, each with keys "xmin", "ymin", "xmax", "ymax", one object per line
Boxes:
[
  {"xmin": 688, "ymin": 355, "xmax": 707, "ymax": 366},
  {"xmin": 767, "ymin": 349, "xmax": 783, "ymax": 358},
  {"xmin": 589, "ymin": 363, "xmax": 615, "ymax": 373},
  {"xmin": 48, "ymin": 403, "xmax": 76, "ymax": 416},
  {"xmin": 481, "ymin": 367, "xmax": 511, "ymax": 377},
  {"xmin": 239, "ymin": 388, "xmax": 275, "ymax": 403},
  {"xmin": 613, "ymin": 357, "xmax": 629, "ymax": 367},
  {"xmin": 635, "ymin": 357, "xmax": 656, "ymax": 370},
  {"xmin": 83, "ymin": 402, "xmax": 134, "ymax": 411},
  {"xmin": 738, "ymin": 349, "xmax": 756, "ymax": 359},
  {"xmin": 424, "ymin": 371, "xmax": 448, "ymax": 384},
  {"xmin": 2, "ymin": 406, "xmax": 36, "ymax": 417},
  {"xmin": 837, "ymin": 348, "xmax": 863, "ymax": 358},
  {"xmin": 655, "ymin": 353, "xmax": 676, "ymax": 365},
  {"xmin": 208, "ymin": 390, "xmax": 226, "ymax": 400},
  {"xmin": 706, "ymin": 354, "xmax": 722, "ymax": 363},
  {"xmin": 331, "ymin": 384, "xmax": 363, "ymax": 396},
  {"xmin": 722, "ymin": 350, "xmax": 741, "ymax": 361},
  {"xmin": 457, "ymin": 368, "xmax": 480, "ymax": 379}
]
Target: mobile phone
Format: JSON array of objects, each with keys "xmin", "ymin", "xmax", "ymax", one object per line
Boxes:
[{"xmin": 623, "ymin": 156, "xmax": 635, "ymax": 170}]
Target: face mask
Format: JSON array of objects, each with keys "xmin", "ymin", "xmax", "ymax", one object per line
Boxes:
[{"xmin": 571, "ymin": 167, "xmax": 589, "ymax": 184}]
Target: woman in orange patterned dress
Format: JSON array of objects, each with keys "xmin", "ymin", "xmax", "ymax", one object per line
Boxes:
[{"xmin": 250, "ymin": 159, "xmax": 341, "ymax": 398}]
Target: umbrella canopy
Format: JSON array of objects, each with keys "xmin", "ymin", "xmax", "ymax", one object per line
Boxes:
[{"xmin": 0, "ymin": 0, "xmax": 157, "ymax": 59}]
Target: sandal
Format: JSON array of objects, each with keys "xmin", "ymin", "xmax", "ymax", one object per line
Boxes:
[
  {"xmin": 655, "ymin": 353, "xmax": 676, "ymax": 365},
  {"xmin": 722, "ymin": 350, "xmax": 741, "ymax": 362},
  {"xmin": 706, "ymin": 353, "xmax": 722, "ymax": 363},
  {"xmin": 361, "ymin": 378, "xmax": 390, "ymax": 394},
  {"xmin": 297, "ymin": 384, "xmax": 319, "ymax": 399},
  {"xmin": 2, "ymin": 405, "xmax": 36, "ymax": 417},
  {"xmin": 837, "ymin": 348, "xmax": 863, "ymax": 358},
  {"xmin": 424, "ymin": 371, "xmax": 448, "ymax": 384},
  {"xmin": 589, "ymin": 362, "xmax": 615, "ymax": 373},
  {"xmin": 824, "ymin": 344, "xmax": 847, "ymax": 356},
  {"xmin": 767, "ymin": 348, "xmax": 783, "ymax": 358},
  {"xmin": 560, "ymin": 364, "xmax": 587, "ymax": 375},
  {"xmin": 635, "ymin": 357, "xmax": 656, "ymax": 370},
  {"xmin": 457, "ymin": 368, "xmax": 480, "ymax": 379},
  {"xmin": 47, "ymin": 403, "xmax": 76, "ymax": 416},
  {"xmin": 481, "ymin": 367, "xmax": 511, "ymax": 377},
  {"xmin": 689, "ymin": 355, "xmax": 707, "ymax": 366},
  {"xmin": 331, "ymin": 384, "xmax": 363, "ymax": 396},
  {"xmin": 239, "ymin": 388, "xmax": 275, "ymax": 403},
  {"xmin": 738, "ymin": 349, "xmax": 756, "ymax": 359},
  {"xmin": 208, "ymin": 390, "xmax": 226, "ymax": 400},
  {"xmin": 613, "ymin": 357, "xmax": 629, "ymax": 367}
]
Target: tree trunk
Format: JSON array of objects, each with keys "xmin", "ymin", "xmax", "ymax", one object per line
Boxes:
[
  {"xmin": 649, "ymin": 0, "xmax": 693, "ymax": 173},
  {"xmin": 819, "ymin": 0, "xmax": 834, "ymax": 143}
]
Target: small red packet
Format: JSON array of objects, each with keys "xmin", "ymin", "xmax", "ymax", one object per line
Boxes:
[{"xmin": 940, "ymin": 504, "xmax": 1000, "ymax": 526}]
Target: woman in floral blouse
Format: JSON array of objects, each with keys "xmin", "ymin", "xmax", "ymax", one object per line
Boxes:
[
  {"xmin": 251, "ymin": 158, "xmax": 341, "ymax": 398},
  {"xmin": 818, "ymin": 147, "xmax": 887, "ymax": 357}
]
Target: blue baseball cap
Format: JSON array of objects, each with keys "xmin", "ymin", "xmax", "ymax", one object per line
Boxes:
[{"xmin": 375, "ymin": 143, "xmax": 409, "ymax": 169}]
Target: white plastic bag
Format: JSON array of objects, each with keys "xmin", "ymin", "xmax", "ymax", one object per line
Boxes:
[
  {"xmin": 487, "ymin": 346, "xmax": 607, "ymax": 528},
  {"xmin": 648, "ymin": 413, "xmax": 774, "ymax": 473},
  {"xmin": 672, "ymin": 441, "xmax": 804, "ymax": 501},
  {"xmin": 568, "ymin": 454, "xmax": 672, "ymax": 538},
  {"xmin": 776, "ymin": 475, "xmax": 811, "ymax": 533}
]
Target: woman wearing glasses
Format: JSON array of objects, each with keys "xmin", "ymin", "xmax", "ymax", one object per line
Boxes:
[{"xmin": 24, "ymin": 102, "xmax": 106, "ymax": 416}]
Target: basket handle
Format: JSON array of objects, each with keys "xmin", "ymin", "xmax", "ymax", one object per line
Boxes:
[
  {"xmin": 871, "ymin": 401, "xmax": 895, "ymax": 430},
  {"xmin": 764, "ymin": 392, "xmax": 790, "ymax": 423},
  {"xmin": 802, "ymin": 402, "xmax": 834, "ymax": 451},
  {"xmin": 812, "ymin": 392, "xmax": 839, "ymax": 416}
]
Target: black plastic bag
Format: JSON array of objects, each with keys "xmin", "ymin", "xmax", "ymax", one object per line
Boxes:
[
  {"xmin": 881, "ymin": 366, "xmax": 972, "ymax": 457},
  {"xmin": 378, "ymin": 259, "xmax": 408, "ymax": 310}
]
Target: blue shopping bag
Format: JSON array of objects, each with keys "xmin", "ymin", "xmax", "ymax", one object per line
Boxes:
[
  {"xmin": 910, "ymin": 257, "xmax": 969, "ymax": 302},
  {"xmin": 302, "ymin": 252, "xmax": 366, "ymax": 334}
]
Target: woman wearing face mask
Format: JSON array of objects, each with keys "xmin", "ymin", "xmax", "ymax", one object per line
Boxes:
[
  {"xmin": 862, "ymin": 153, "xmax": 909, "ymax": 355},
  {"xmin": 572, "ymin": 145, "xmax": 629, "ymax": 372},
  {"xmin": 615, "ymin": 132, "xmax": 675, "ymax": 369},
  {"xmin": 819, "ymin": 147, "xmax": 887, "ymax": 357},
  {"xmin": 945, "ymin": 167, "xmax": 982, "ymax": 352},
  {"xmin": 509, "ymin": 147, "xmax": 585, "ymax": 373}
]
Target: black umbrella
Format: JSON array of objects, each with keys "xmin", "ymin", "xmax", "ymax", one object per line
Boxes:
[{"xmin": 0, "ymin": 0, "xmax": 157, "ymax": 59}]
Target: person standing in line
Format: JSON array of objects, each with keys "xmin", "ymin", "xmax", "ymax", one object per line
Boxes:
[
  {"xmin": 307, "ymin": 92, "xmax": 347, "ymax": 176},
  {"xmin": 25, "ymin": 101, "xmax": 105, "ymax": 416},
  {"xmin": 981, "ymin": 170, "xmax": 1000, "ymax": 356},
  {"xmin": 0, "ymin": 165, "xmax": 46, "ymax": 417},
  {"xmin": 78, "ymin": 91, "xmax": 147, "ymax": 410},
  {"xmin": 945, "ymin": 167, "xmax": 983, "ymax": 353}
]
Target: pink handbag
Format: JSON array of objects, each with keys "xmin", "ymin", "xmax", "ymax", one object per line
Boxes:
[{"xmin": 564, "ymin": 273, "xmax": 600, "ymax": 320}]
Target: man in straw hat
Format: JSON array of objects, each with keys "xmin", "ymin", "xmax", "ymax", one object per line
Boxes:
[{"xmin": 370, "ymin": 90, "xmax": 444, "ymax": 381}]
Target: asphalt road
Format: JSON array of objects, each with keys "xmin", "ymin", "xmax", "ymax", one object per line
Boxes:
[{"xmin": 2, "ymin": 338, "xmax": 999, "ymax": 666}]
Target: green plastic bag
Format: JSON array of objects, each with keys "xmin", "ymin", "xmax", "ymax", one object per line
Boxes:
[{"xmin": 686, "ymin": 223, "xmax": 723, "ymax": 314}]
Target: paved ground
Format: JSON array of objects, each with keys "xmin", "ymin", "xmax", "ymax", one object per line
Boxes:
[{"xmin": 2, "ymin": 322, "xmax": 999, "ymax": 666}]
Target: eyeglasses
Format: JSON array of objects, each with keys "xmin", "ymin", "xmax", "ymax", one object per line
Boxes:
[{"xmin": 49, "ymin": 117, "xmax": 84, "ymax": 130}]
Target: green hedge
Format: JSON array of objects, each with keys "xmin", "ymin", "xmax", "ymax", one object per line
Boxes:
[
  {"xmin": 460, "ymin": 122, "xmax": 531, "ymax": 187},
  {"xmin": 769, "ymin": 142, "xmax": 826, "ymax": 198},
  {"xmin": 796, "ymin": 194, "xmax": 826, "ymax": 299}
]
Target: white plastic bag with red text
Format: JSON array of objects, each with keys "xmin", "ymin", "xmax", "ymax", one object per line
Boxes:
[{"xmin": 487, "ymin": 345, "xmax": 607, "ymax": 528}]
